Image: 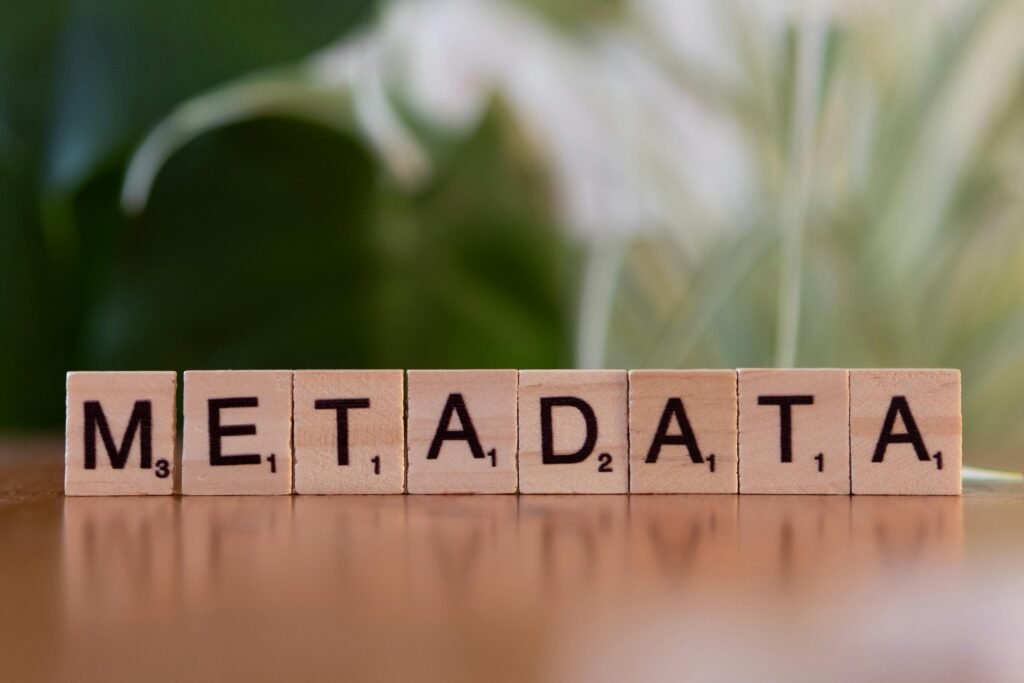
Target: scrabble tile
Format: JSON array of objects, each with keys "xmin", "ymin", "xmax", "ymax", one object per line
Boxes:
[
  {"xmin": 65, "ymin": 371, "xmax": 177, "ymax": 496},
  {"xmin": 738, "ymin": 369, "xmax": 850, "ymax": 494},
  {"xmin": 629, "ymin": 370, "xmax": 738, "ymax": 494},
  {"xmin": 850, "ymin": 369, "xmax": 961, "ymax": 495},
  {"xmin": 293, "ymin": 370, "xmax": 405, "ymax": 494},
  {"xmin": 406, "ymin": 370, "xmax": 518, "ymax": 493},
  {"xmin": 518, "ymin": 370, "xmax": 628, "ymax": 494},
  {"xmin": 182, "ymin": 370, "xmax": 292, "ymax": 495}
]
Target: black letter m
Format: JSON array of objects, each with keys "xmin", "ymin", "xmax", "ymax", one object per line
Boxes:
[{"xmin": 83, "ymin": 400, "xmax": 153, "ymax": 469}]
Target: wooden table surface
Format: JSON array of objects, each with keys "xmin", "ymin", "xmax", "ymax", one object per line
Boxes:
[{"xmin": 2, "ymin": 437, "xmax": 1023, "ymax": 683}]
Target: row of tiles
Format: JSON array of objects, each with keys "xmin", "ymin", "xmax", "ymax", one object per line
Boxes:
[{"xmin": 64, "ymin": 368, "xmax": 962, "ymax": 496}]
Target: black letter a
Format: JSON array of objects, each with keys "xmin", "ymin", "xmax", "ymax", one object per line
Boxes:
[
  {"xmin": 84, "ymin": 400, "xmax": 153, "ymax": 469},
  {"xmin": 426, "ymin": 393, "xmax": 486, "ymax": 460},
  {"xmin": 872, "ymin": 396, "xmax": 931, "ymax": 462},
  {"xmin": 646, "ymin": 398, "xmax": 703, "ymax": 464}
]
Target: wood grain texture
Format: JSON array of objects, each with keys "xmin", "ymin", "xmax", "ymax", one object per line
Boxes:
[
  {"xmin": 406, "ymin": 370, "xmax": 518, "ymax": 494},
  {"xmin": 850, "ymin": 369, "xmax": 961, "ymax": 495},
  {"xmin": 629, "ymin": 370, "xmax": 738, "ymax": 494},
  {"xmin": 182, "ymin": 370, "xmax": 292, "ymax": 495},
  {"xmin": 738, "ymin": 369, "xmax": 850, "ymax": 494},
  {"xmin": 65, "ymin": 371, "xmax": 177, "ymax": 496},
  {"xmin": 293, "ymin": 370, "xmax": 405, "ymax": 494},
  {"xmin": 518, "ymin": 370, "xmax": 628, "ymax": 494}
]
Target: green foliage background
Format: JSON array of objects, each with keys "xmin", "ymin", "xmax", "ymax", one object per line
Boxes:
[
  {"xmin": 0, "ymin": 0, "xmax": 574, "ymax": 431},
  {"xmin": 3, "ymin": 0, "xmax": 1024, "ymax": 466}
]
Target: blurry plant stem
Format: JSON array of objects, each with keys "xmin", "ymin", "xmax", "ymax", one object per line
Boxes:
[
  {"xmin": 121, "ymin": 73, "xmax": 354, "ymax": 215},
  {"xmin": 775, "ymin": 10, "xmax": 826, "ymax": 368},
  {"xmin": 576, "ymin": 240, "xmax": 625, "ymax": 368}
]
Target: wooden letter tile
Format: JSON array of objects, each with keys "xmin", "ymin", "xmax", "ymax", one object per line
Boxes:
[
  {"xmin": 406, "ymin": 370, "xmax": 518, "ymax": 493},
  {"xmin": 629, "ymin": 370, "xmax": 738, "ymax": 494},
  {"xmin": 738, "ymin": 369, "xmax": 850, "ymax": 494},
  {"xmin": 850, "ymin": 369, "xmax": 961, "ymax": 495},
  {"xmin": 65, "ymin": 371, "xmax": 177, "ymax": 496},
  {"xmin": 293, "ymin": 370, "xmax": 405, "ymax": 494},
  {"xmin": 518, "ymin": 370, "xmax": 628, "ymax": 494},
  {"xmin": 182, "ymin": 370, "xmax": 292, "ymax": 495}
]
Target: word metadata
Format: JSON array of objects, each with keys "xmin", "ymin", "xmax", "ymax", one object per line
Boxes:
[{"xmin": 64, "ymin": 369, "xmax": 962, "ymax": 496}]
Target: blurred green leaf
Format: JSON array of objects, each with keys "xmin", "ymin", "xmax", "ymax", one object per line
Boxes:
[
  {"xmin": 68, "ymin": 106, "xmax": 571, "ymax": 381},
  {"xmin": 389, "ymin": 105, "xmax": 575, "ymax": 369},
  {"xmin": 0, "ymin": 0, "xmax": 378, "ymax": 430},
  {"xmin": 44, "ymin": 0, "xmax": 378, "ymax": 194},
  {"xmin": 519, "ymin": 0, "xmax": 624, "ymax": 29}
]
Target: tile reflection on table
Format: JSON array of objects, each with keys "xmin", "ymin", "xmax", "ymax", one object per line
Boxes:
[
  {"xmin": 849, "ymin": 495, "xmax": 963, "ymax": 572},
  {"xmin": 61, "ymin": 494, "xmax": 965, "ymax": 616},
  {"xmin": 59, "ymin": 493, "xmax": 965, "ymax": 681},
  {"xmin": 62, "ymin": 497, "xmax": 180, "ymax": 628},
  {"xmin": 517, "ymin": 496, "xmax": 631, "ymax": 600},
  {"xmin": 627, "ymin": 495, "xmax": 740, "ymax": 591},
  {"xmin": 738, "ymin": 495, "xmax": 853, "ymax": 588}
]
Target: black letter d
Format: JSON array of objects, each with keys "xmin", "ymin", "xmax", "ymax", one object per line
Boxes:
[{"xmin": 540, "ymin": 396, "xmax": 598, "ymax": 465}]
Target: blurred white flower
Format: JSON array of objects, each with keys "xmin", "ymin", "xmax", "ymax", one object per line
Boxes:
[
  {"xmin": 309, "ymin": 0, "xmax": 756, "ymax": 247},
  {"xmin": 122, "ymin": 0, "xmax": 1024, "ymax": 441}
]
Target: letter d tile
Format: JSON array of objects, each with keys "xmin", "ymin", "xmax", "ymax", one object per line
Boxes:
[{"xmin": 518, "ymin": 370, "xmax": 628, "ymax": 494}]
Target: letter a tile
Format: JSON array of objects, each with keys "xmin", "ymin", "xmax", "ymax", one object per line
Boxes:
[
  {"xmin": 182, "ymin": 370, "xmax": 292, "ymax": 495},
  {"xmin": 850, "ymin": 369, "xmax": 961, "ymax": 495},
  {"xmin": 738, "ymin": 369, "xmax": 850, "ymax": 494},
  {"xmin": 518, "ymin": 370, "xmax": 628, "ymax": 494},
  {"xmin": 629, "ymin": 370, "xmax": 738, "ymax": 494},
  {"xmin": 406, "ymin": 370, "xmax": 518, "ymax": 493},
  {"xmin": 65, "ymin": 371, "xmax": 177, "ymax": 496}
]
